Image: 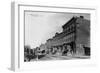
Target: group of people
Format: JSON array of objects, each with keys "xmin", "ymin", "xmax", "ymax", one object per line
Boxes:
[
  {"xmin": 24, "ymin": 44, "xmax": 74, "ymax": 62},
  {"xmin": 47, "ymin": 45, "xmax": 74, "ymax": 57}
]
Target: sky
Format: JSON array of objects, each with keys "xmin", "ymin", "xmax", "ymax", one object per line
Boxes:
[{"xmin": 25, "ymin": 11, "xmax": 90, "ymax": 48}]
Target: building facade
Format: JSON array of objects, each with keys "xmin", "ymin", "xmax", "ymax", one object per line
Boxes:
[{"xmin": 45, "ymin": 16, "xmax": 90, "ymax": 56}]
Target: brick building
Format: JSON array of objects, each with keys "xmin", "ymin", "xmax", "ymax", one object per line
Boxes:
[{"xmin": 45, "ymin": 16, "xmax": 90, "ymax": 56}]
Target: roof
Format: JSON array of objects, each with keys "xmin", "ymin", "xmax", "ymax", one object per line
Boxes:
[{"xmin": 62, "ymin": 16, "xmax": 77, "ymax": 29}]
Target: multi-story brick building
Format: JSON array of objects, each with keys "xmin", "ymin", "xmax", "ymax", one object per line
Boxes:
[{"xmin": 45, "ymin": 16, "xmax": 90, "ymax": 56}]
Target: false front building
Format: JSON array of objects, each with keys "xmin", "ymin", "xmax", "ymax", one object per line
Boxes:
[{"xmin": 45, "ymin": 16, "xmax": 90, "ymax": 56}]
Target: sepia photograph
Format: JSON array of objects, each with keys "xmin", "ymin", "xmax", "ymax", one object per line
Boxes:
[{"xmin": 24, "ymin": 11, "xmax": 90, "ymax": 62}]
